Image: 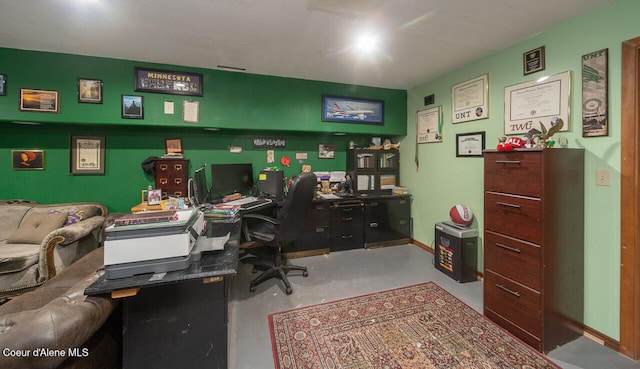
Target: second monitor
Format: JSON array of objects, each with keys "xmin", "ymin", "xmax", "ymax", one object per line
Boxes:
[{"xmin": 210, "ymin": 163, "xmax": 254, "ymax": 199}]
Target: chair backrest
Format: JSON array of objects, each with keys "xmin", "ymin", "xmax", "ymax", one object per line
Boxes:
[{"xmin": 276, "ymin": 172, "xmax": 317, "ymax": 244}]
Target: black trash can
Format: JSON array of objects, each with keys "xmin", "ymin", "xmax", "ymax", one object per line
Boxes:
[{"xmin": 434, "ymin": 221, "xmax": 478, "ymax": 282}]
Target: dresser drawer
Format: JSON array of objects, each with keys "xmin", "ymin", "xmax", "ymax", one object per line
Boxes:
[
  {"xmin": 485, "ymin": 230, "xmax": 541, "ymax": 290},
  {"xmin": 484, "ymin": 151, "xmax": 541, "ymax": 197},
  {"xmin": 484, "ymin": 270, "xmax": 542, "ymax": 339},
  {"xmin": 484, "ymin": 192, "xmax": 541, "ymax": 244}
]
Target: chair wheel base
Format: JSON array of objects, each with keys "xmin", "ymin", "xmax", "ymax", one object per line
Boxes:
[
  {"xmin": 303, "ymin": 270, "xmax": 309, "ymax": 277},
  {"xmin": 285, "ymin": 287, "xmax": 293, "ymax": 295}
]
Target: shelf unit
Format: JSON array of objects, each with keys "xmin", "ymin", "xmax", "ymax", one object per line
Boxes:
[{"xmin": 346, "ymin": 148, "xmax": 400, "ymax": 194}]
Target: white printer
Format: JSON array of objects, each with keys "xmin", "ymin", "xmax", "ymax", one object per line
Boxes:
[{"xmin": 104, "ymin": 209, "xmax": 205, "ymax": 279}]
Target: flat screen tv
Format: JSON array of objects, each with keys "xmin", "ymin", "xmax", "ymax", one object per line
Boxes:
[{"xmin": 210, "ymin": 163, "xmax": 254, "ymax": 199}]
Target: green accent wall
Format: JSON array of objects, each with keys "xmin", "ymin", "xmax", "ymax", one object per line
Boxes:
[
  {"xmin": 401, "ymin": 0, "xmax": 635, "ymax": 341},
  {"xmin": 0, "ymin": 48, "xmax": 406, "ymax": 213}
]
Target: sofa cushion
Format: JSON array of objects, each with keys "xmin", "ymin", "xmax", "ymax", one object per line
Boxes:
[
  {"xmin": 6, "ymin": 212, "xmax": 67, "ymax": 244},
  {"xmin": 0, "ymin": 243, "xmax": 40, "ymax": 274},
  {"xmin": 48, "ymin": 209, "xmax": 86, "ymax": 226},
  {"xmin": 0, "ymin": 205, "xmax": 31, "ymax": 242}
]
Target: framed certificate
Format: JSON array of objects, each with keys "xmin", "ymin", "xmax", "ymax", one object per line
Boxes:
[
  {"xmin": 456, "ymin": 132, "xmax": 485, "ymax": 157},
  {"xmin": 451, "ymin": 74, "xmax": 489, "ymax": 123}
]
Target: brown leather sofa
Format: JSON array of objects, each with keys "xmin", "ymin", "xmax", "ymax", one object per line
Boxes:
[{"xmin": 0, "ymin": 247, "xmax": 120, "ymax": 369}]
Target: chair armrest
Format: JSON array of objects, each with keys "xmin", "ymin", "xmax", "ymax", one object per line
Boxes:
[
  {"xmin": 241, "ymin": 214, "xmax": 281, "ymax": 242},
  {"xmin": 39, "ymin": 216, "xmax": 106, "ymax": 280}
]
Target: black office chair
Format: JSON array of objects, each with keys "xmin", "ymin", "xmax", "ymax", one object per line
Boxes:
[{"xmin": 241, "ymin": 172, "xmax": 317, "ymax": 295}]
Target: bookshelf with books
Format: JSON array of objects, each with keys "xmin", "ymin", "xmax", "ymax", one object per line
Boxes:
[{"xmin": 347, "ymin": 148, "xmax": 400, "ymax": 194}]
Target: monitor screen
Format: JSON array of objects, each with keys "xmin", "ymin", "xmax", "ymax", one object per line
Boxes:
[
  {"xmin": 191, "ymin": 166, "xmax": 209, "ymax": 206},
  {"xmin": 210, "ymin": 163, "xmax": 254, "ymax": 198}
]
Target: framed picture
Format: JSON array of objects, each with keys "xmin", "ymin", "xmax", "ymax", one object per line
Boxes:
[
  {"xmin": 165, "ymin": 138, "xmax": 183, "ymax": 155},
  {"xmin": 416, "ymin": 106, "xmax": 443, "ymax": 144},
  {"xmin": 456, "ymin": 132, "xmax": 485, "ymax": 157},
  {"xmin": 121, "ymin": 95, "xmax": 144, "ymax": 119},
  {"xmin": 451, "ymin": 74, "xmax": 489, "ymax": 123},
  {"xmin": 19, "ymin": 88, "xmax": 59, "ymax": 113},
  {"xmin": 12, "ymin": 150, "xmax": 44, "ymax": 170},
  {"xmin": 70, "ymin": 135, "xmax": 105, "ymax": 175},
  {"xmin": 582, "ymin": 48, "xmax": 608, "ymax": 137},
  {"xmin": 321, "ymin": 95, "xmax": 384, "ymax": 125},
  {"xmin": 504, "ymin": 71, "xmax": 570, "ymax": 135},
  {"xmin": 0, "ymin": 74, "xmax": 6, "ymax": 96},
  {"xmin": 318, "ymin": 144, "xmax": 335, "ymax": 159},
  {"xmin": 147, "ymin": 189, "xmax": 162, "ymax": 205},
  {"xmin": 523, "ymin": 46, "xmax": 545, "ymax": 75},
  {"xmin": 134, "ymin": 67, "xmax": 203, "ymax": 96},
  {"xmin": 77, "ymin": 78, "xmax": 103, "ymax": 103}
]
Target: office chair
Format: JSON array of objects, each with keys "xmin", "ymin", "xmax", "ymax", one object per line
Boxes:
[{"xmin": 241, "ymin": 172, "xmax": 317, "ymax": 295}]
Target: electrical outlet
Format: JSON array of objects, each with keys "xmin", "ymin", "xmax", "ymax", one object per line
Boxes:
[{"xmin": 596, "ymin": 169, "xmax": 611, "ymax": 186}]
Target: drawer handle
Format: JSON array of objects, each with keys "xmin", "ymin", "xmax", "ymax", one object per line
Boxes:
[
  {"xmin": 341, "ymin": 208, "xmax": 353, "ymax": 212},
  {"xmin": 341, "ymin": 234, "xmax": 353, "ymax": 239},
  {"xmin": 495, "ymin": 160, "xmax": 521, "ymax": 164},
  {"xmin": 315, "ymin": 227, "xmax": 325, "ymax": 233},
  {"xmin": 316, "ymin": 205, "xmax": 325, "ymax": 210},
  {"xmin": 368, "ymin": 202, "xmax": 378, "ymax": 207},
  {"xmin": 369, "ymin": 222, "xmax": 379, "ymax": 228},
  {"xmin": 495, "ymin": 242, "xmax": 521, "ymax": 253},
  {"xmin": 496, "ymin": 284, "xmax": 521, "ymax": 297},
  {"xmin": 496, "ymin": 201, "xmax": 521, "ymax": 209},
  {"xmin": 342, "ymin": 217, "xmax": 353, "ymax": 221}
]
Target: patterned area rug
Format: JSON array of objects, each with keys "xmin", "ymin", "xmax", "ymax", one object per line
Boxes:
[{"xmin": 269, "ymin": 282, "xmax": 559, "ymax": 369}]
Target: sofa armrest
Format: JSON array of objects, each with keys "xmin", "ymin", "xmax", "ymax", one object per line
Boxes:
[{"xmin": 39, "ymin": 216, "xmax": 106, "ymax": 280}]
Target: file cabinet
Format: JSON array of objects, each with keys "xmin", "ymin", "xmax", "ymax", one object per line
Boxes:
[
  {"xmin": 155, "ymin": 159, "xmax": 189, "ymax": 197},
  {"xmin": 483, "ymin": 148, "xmax": 584, "ymax": 353}
]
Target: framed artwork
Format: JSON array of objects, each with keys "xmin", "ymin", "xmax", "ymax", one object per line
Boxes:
[
  {"xmin": 318, "ymin": 144, "xmax": 335, "ymax": 159},
  {"xmin": 121, "ymin": 95, "xmax": 144, "ymax": 119},
  {"xmin": 19, "ymin": 88, "xmax": 59, "ymax": 113},
  {"xmin": 70, "ymin": 135, "xmax": 105, "ymax": 175},
  {"xmin": 77, "ymin": 78, "xmax": 103, "ymax": 103},
  {"xmin": 416, "ymin": 106, "xmax": 443, "ymax": 144},
  {"xmin": 147, "ymin": 189, "xmax": 162, "ymax": 205},
  {"xmin": 456, "ymin": 131, "xmax": 485, "ymax": 157},
  {"xmin": 451, "ymin": 74, "xmax": 489, "ymax": 123},
  {"xmin": 523, "ymin": 46, "xmax": 546, "ymax": 75},
  {"xmin": 12, "ymin": 150, "xmax": 44, "ymax": 170},
  {"xmin": 0, "ymin": 74, "xmax": 6, "ymax": 96},
  {"xmin": 504, "ymin": 71, "xmax": 570, "ymax": 135},
  {"xmin": 134, "ymin": 67, "xmax": 203, "ymax": 96},
  {"xmin": 165, "ymin": 138, "xmax": 183, "ymax": 155},
  {"xmin": 582, "ymin": 48, "xmax": 608, "ymax": 137},
  {"xmin": 321, "ymin": 95, "xmax": 384, "ymax": 125}
]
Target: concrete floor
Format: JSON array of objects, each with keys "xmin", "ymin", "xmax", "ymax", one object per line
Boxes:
[{"xmin": 227, "ymin": 244, "xmax": 639, "ymax": 369}]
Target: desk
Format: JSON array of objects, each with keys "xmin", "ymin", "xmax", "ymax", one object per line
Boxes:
[{"xmin": 85, "ymin": 220, "xmax": 240, "ymax": 369}]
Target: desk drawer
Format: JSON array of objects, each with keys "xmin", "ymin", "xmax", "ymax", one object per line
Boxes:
[
  {"xmin": 484, "ymin": 230, "xmax": 541, "ymax": 290},
  {"xmin": 485, "ymin": 192, "xmax": 541, "ymax": 244},
  {"xmin": 484, "ymin": 151, "xmax": 541, "ymax": 197},
  {"xmin": 484, "ymin": 270, "xmax": 541, "ymax": 339}
]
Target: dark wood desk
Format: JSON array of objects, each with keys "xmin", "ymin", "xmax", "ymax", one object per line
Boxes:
[{"xmin": 85, "ymin": 220, "xmax": 240, "ymax": 369}]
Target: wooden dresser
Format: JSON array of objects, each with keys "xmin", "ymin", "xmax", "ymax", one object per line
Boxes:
[
  {"xmin": 483, "ymin": 148, "xmax": 584, "ymax": 353},
  {"xmin": 154, "ymin": 159, "xmax": 189, "ymax": 198}
]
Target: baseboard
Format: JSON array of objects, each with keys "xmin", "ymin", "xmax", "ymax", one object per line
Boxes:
[
  {"xmin": 582, "ymin": 323, "xmax": 620, "ymax": 352},
  {"xmin": 411, "ymin": 239, "xmax": 433, "ymax": 253}
]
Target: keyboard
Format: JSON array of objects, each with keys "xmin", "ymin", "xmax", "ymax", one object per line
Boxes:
[{"xmin": 224, "ymin": 196, "xmax": 272, "ymax": 210}]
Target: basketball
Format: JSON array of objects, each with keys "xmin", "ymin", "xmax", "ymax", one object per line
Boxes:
[{"xmin": 450, "ymin": 204, "xmax": 473, "ymax": 226}]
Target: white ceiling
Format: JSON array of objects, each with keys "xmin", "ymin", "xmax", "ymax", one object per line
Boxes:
[{"xmin": 0, "ymin": 0, "xmax": 614, "ymax": 90}]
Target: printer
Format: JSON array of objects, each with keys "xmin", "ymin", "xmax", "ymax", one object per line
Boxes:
[{"xmin": 104, "ymin": 209, "xmax": 205, "ymax": 279}]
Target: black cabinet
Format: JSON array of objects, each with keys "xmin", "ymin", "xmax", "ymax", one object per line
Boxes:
[
  {"xmin": 330, "ymin": 202, "xmax": 364, "ymax": 251},
  {"xmin": 285, "ymin": 202, "xmax": 331, "ymax": 257},
  {"xmin": 346, "ymin": 148, "xmax": 400, "ymax": 194},
  {"xmin": 364, "ymin": 197, "xmax": 411, "ymax": 248}
]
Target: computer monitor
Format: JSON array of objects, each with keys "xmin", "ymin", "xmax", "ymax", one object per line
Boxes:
[
  {"xmin": 189, "ymin": 165, "xmax": 209, "ymax": 206},
  {"xmin": 210, "ymin": 163, "xmax": 254, "ymax": 199}
]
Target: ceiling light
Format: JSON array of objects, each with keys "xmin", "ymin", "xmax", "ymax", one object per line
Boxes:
[{"xmin": 354, "ymin": 34, "xmax": 379, "ymax": 54}]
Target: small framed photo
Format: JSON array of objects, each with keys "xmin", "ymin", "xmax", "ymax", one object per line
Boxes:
[
  {"xmin": 19, "ymin": 88, "xmax": 59, "ymax": 113},
  {"xmin": 456, "ymin": 131, "xmax": 485, "ymax": 157},
  {"xmin": 0, "ymin": 74, "xmax": 6, "ymax": 96},
  {"xmin": 121, "ymin": 95, "xmax": 144, "ymax": 119},
  {"xmin": 523, "ymin": 46, "xmax": 545, "ymax": 75},
  {"xmin": 12, "ymin": 150, "xmax": 44, "ymax": 170},
  {"xmin": 165, "ymin": 138, "xmax": 183, "ymax": 155},
  {"xmin": 70, "ymin": 135, "xmax": 106, "ymax": 175},
  {"xmin": 318, "ymin": 144, "xmax": 335, "ymax": 159},
  {"xmin": 147, "ymin": 189, "xmax": 162, "ymax": 205},
  {"xmin": 77, "ymin": 78, "xmax": 103, "ymax": 103}
]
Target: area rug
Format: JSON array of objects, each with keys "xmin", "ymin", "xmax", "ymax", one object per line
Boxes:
[{"xmin": 269, "ymin": 282, "xmax": 559, "ymax": 369}]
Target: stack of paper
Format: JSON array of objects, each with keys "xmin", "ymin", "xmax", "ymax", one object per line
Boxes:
[{"xmin": 203, "ymin": 203, "xmax": 240, "ymax": 222}]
